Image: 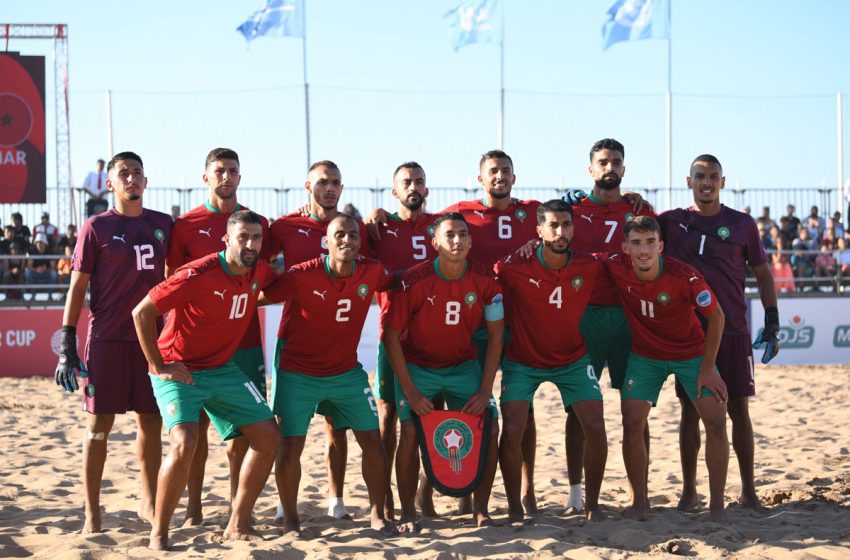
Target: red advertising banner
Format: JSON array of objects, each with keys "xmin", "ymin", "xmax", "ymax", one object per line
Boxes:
[
  {"xmin": 0, "ymin": 309, "xmax": 89, "ymax": 377},
  {"xmin": 0, "ymin": 52, "xmax": 46, "ymax": 203}
]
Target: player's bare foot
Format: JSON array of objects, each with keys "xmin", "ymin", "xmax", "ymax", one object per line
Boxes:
[
  {"xmin": 148, "ymin": 531, "xmax": 168, "ymax": 551},
  {"xmin": 739, "ymin": 491, "xmax": 766, "ymax": 512},
  {"xmin": 371, "ymin": 517, "xmax": 399, "ymax": 537},
  {"xmin": 564, "ymin": 505, "xmax": 584, "ymax": 515},
  {"xmin": 522, "ymin": 493, "xmax": 539, "ymax": 515},
  {"xmin": 474, "ymin": 512, "xmax": 495, "ymax": 527},
  {"xmin": 137, "ymin": 503, "xmax": 155, "ymax": 525},
  {"xmin": 586, "ymin": 507, "xmax": 607, "ymax": 522},
  {"xmin": 182, "ymin": 508, "xmax": 203, "ymax": 527},
  {"xmin": 222, "ymin": 526, "xmax": 264, "ymax": 542},
  {"xmin": 397, "ymin": 515, "xmax": 420, "ymax": 534},
  {"xmin": 709, "ymin": 504, "xmax": 729, "ymax": 524},
  {"xmin": 622, "ymin": 505, "xmax": 648, "ymax": 521},
  {"xmin": 415, "ymin": 490, "xmax": 439, "ymax": 518},
  {"xmin": 676, "ymin": 490, "xmax": 700, "ymax": 511},
  {"xmin": 455, "ymin": 495, "xmax": 473, "ymax": 515},
  {"xmin": 280, "ymin": 519, "xmax": 303, "ymax": 538},
  {"xmin": 507, "ymin": 510, "xmax": 525, "ymax": 524},
  {"xmin": 81, "ymin": 511, "xmax": 102, "ymax": 534}
]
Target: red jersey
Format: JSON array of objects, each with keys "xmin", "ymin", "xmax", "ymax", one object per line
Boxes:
[
  {"xmin": 571, "ymin": 195, "xmax": 655, "ymax": 306},
  {"xmin": 166, "ymin": 202, "xmax": 271, "ymax": 350},
  {"xmin": 604, "ymin": 253, "xmax": 718, "ymax": 361},
  {"xmin": 268, "ymin": 212, "xmax": 371, "ymax": 268},
  {"xmin": 386, "ymin": 258, "xmax": 502, "ymax": 368},
  {"xmin": 262, "ymin": 256, "xmax": 393, "ymax": 377},
  {"xmin": 496, "ymin": 247, "xmax": 601, "ymax": 368},
  {"xmin": 371, "ymin": 212, "xmax": 439, "ymax": 335},
  {"xmin": 442, "ymin": 199, "xmax": 540, "ymax": 267},
  {"xmin": 149, "ymin": 253, "xmax": 276, "ymax": 371}
]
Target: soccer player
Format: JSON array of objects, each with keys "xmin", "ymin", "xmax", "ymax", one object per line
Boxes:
[
  {"xmin": 165, "ymin": 147, "xmax": 271, "ymax": 524},
  {"xmin": 384, "ymin": 212, "xmax": 504, "ymax": 531},
  {"xmin": 658, "ymin": 154, "xmax": 779, "ymax": 512},
  {"xmin": 563, "ymin": 138, "xmax": 655, "ymax": 514},
  {"xmin": 132, "ymin": 210, "xmax": 281, "ymax": 550},
  {"xmin": 606, "ymin": 216, "xmax": 729, "ymax": 522},
  {"xmin": 370, "ymin": 162, "xmax": 438, "ymax": 518},
  {"xmin": 496, "ymin": 199, "xmax": 608, "ymax": 522},
  {"xmin": 54, "ymin": 151, "xmax": 172, "ymax": 533},
  {"xmin": 268, "ymin": 160, "xmax": 371, "ymax": 521},
  {"xmin": 261, "ymin": 214, "xmax": 396, "ymax": 537}
]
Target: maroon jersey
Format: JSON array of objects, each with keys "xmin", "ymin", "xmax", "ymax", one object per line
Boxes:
[
  {"xmin": 442, "ymin": 199, "xmax": 540, "ymax": 268},
  {"xmin": 496, "ymin": 247, "xmax": 601, "ymax": 368},
  {"xmin": 571, "ymin": 195, "xmax": 655, "ymax": 306},
  {"xmin": 268, "ymin": 212, "xmax": 371, "ymax": 268},
  {"xmin": 167, "ymin": 202, "xmax": 271, "ymax": 350},
  {"xmin": 386, "ymin": 258, "xmax": 502, "ymax": 368},
  {"xmin": 372, "ymin": 212, "xmax": 439, "ymax": 335},
  {"xmin": 149, "ymin": 253, "xmax": 275, "ymax": 370},
  {"xmin": 263, "ymin": 256, "xmax": 393, "ymax": 377},
  {"xmin": 72, "ymin": 208, "xmax": 172, "ymax": 342},
  {"xmin": 604, "ymin": 253, "xmax": 719, "ymax": 361},
  {"xmin": 659, "ymin": 205, "xmax": 767, "ymax": 334}
]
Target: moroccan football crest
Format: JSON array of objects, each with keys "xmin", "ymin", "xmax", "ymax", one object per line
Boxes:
[{"xmin": 412, "ymin": 409, "xmax": 493, "ymax": 497}]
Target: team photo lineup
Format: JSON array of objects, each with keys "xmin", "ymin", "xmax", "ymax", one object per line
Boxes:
[{"xmin": 52, "ymin": 138, "xmax": 782, "ymax": 550}]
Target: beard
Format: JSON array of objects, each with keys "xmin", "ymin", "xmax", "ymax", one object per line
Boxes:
[
  {"xmin": 489, "ymin": 188, "xmax": 511, "ymax": 200},
  {"xmin": 127, "ymin": 193, "xmax": 141, "ymax": 201},
  {"xmin": 215, "ymin": 186, "xmax": 235, "ymax": 199},
  {"xmin": 236, "ymin": 248, "xmax": 258, "ymax": 268},
  {"xmin": 595, "ymin": 173, "xmax": 622, "ymax": 191},
  {"xmin": 401, "ymin": 194, "xmax": 425, "ymax": 211},
  {"xmin": 544, "ymin": 239, "xmax": 571, "ymax": 254}
]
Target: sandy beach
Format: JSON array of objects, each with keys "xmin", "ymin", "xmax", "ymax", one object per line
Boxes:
[{"xmin": 1, "ymin": 364, "xmax": 848, "ymax": 559}]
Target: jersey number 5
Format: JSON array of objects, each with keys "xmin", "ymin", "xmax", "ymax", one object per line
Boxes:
[{"xmin": 412, "ymin": 236, "xmax": 427, "ymax": 260}]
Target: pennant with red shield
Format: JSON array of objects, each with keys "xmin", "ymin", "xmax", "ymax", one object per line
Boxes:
[{"xmin": 412, "ymin": 408, "xmax": 493, "ymax": 497}]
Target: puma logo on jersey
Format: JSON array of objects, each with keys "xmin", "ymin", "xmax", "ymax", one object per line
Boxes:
[
  {"xmin": 386, "ymin": 229, "xmax": 399, "ymax": 238},
  {"xmin": 198, "ymin": 228, "xmax": 211, "ymax": 237},
  {"xmin": 313, "ymin": 290, "xmax": 327, "ymax": 300},
  {"xmin": 679, "ymin": 223, "xmax": 689, "ymax": 232},
  {"xmin": 185, "ymin": 269, "xmax": 195, "ymax": 279},
  {"xmin": 213, "ymin": 289, "xmax": 227, "ymax": 299},
  {"xmin": 580, "ymin": 215, "xmax": 593, "ymax": 223},
  {"xmin": 689, "ymin": 275, "xmax": 699, "ymax": 283},
  {"xmin": 528, "ymin": 278, "xmax": 542, "ymax": 288},
  {"xmin": 112, "ymin": 234, "xmax": 126, "ymax": 243},
  {"xmin": 401, "ymin": 281, "xmax": 409, "ymax": 292},
  {"xmin": 298, "ymin": 228, "xmax": 311, "ymax": 237},
  {"xmin": 504, "ymin": 255, "xmax": 512, "ymax": 263},
  {"xmin": 473, "ymin": 210, "xmax": 486, "ymax": 220},
  {"xmin": 426, "ymin": 295, "xmax": 437, "ymax": 306}
]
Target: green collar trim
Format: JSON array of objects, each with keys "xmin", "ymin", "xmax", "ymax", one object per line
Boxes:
[
  {"xmin": 217, "ymin": 251, "xmax": 236, "ymax": 276},
  {"xmin": 433, "ymin": 256, "xmax": 466, "ymax": 280},
  {"xmin": 324, "ymin": 255, "xmax": 355, "ymax": 278},
  {"xmin": 536, "ymin": 245, "xmax": 572, "ymax": 270}
]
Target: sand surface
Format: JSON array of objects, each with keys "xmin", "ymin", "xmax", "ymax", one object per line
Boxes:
[{"xmin": 1, "ymin": 365, "xmax": 848, "ymax": 559}]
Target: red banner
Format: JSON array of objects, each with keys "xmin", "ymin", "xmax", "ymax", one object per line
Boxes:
[
  {"xmin": 0, "ymin": 309, "xmax": 89, "ymax": 377},
  {"xmin": 0, "ymin": 52, "xmax": 46, "ymax": 203}
]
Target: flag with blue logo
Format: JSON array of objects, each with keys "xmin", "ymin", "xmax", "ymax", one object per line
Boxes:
[
  {"xmin": 445, "ymin": 0, "xmax": 501, "ymax": 51},
  {"xmin": 602, "ymin": 0, "xmax": 669, "ymax": 50},
  {"xmin": 237, "ymin": 0, "xmax": 305, "ymax": 42}
]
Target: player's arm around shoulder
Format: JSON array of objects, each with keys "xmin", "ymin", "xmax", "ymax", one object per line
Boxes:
[{"xmin": 382, "ymin": 324, "xmax": 433, "ymax": 417}]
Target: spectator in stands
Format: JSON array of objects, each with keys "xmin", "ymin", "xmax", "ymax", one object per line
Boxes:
[
  {"xmin": 779, "ymin": 216, "xmax": 797, "ymax": 245},
  {"xmin": 25, "ymin": 233, "xmax": 58, "ymax": 287},
  {"xmin": 58, "ymin": 224, "xmax": 78, "ymax": 251},
  {"xmin": 82, "ymin": 158, "xmax": 110, "ymax": 217},
  {"xmin": 831, "ymin": 212, "xmax": 844, "ymax": 239},
  {"xmin": 814, "ymin": 240, "xmax": 837, "ymax": 290},
  {"xmin": 822, "ymin": 217, "xmax": 839, "ymax": 244},
  {"xmin": 758, "ymin": 222, "xmax": 775, "ymax": 251},
  {"xmin": 771, "ymin": 236, "xmax": 795, "ymax": 294},
  {"xmin": 804, "ymin": 216, "xmax": 822, "ymax": 244},
  {"xmin": 2, "ymin": 242, "xmax": 26, "ymax": 300},
  {"xmin": 0, "ymin": 226, "xmax": 15, "ymax": 254},
  {"xmin": 785, "ymin": 204, "xmax": 801, "ymax": 233},
  {"xmin": 57, "ymin": 244, "xmax": 73, "ymax": 284},
  {"xmin": 743, "ymin": 205, "xmax": 751, "ymax": 215},
  {"xmin": 808, "ymin": 206, "xmax": 826, "ymax": 231},
  {"xmin": 837, "ymin": 237, "xmax": 850, "ymax": 276},
  {"xmin": 757, "ymin": 206, "xmax": 776, "ymax": 230},
  {"xmin": 10, "ymin": 212, "xmax": 31, "ymax": 246},
  {"xmin": 791, "ymin": 228, "xmax": 815, "ymax": 287},
  {"xmin": 33, "ymin": 212, "xmax": 60, "ymax": 249}
]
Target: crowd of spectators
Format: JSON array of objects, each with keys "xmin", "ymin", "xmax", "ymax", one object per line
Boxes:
[
  {"xmin": 754, "ymin": 204, "xmax": 850, "ymax": 293},
  {"xmin": 0, "ymin": 212, "xmax": 76, "ymax": 301}
]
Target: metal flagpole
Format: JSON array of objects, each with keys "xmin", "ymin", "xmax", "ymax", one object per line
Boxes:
[
  {"xmin": 106, "ymin": 89, "xmax": 114, "ymax": 156},
  {"xmin": 302, "ymin": 1, "xmax": 311, "ymax": 169},
  {"xmin": 837, "ymin": 92, "xmax": 844, "ymax": 215},
  {"xmin": 664, "ymin": 0, "xmax": 672, "ymax": 211},
  {"xmin": 497, "ymin": 0, "xmax": 505, "ymax": 149}
]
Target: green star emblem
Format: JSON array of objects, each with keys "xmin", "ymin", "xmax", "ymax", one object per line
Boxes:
[
  {"xmin": 357, "ymin": 283, "xmax": 369, "ymax": 300},
  {"xmin": 717, "ymin": 226, "xmax": 730, "ymax": 240},
  {"xmin": 154, "ymin": 228, "xmax": 165, "ymax": 242},
  {"xmin": 571, "ymin": 276, "xmax": 583, "ymax": 291},
  {"xmin": 515, "ymin": 208, "xmax": 527, "ymax": 221},
  {"xmin": 657, "ymin": 292, "xmax": 671, "ymax": 304},
  {"xmin": 250, "ymin": 280, "xmax": 259, "ymax": 294},
  {"xmin": 464, "ymin": 292, "xmax": 478, "ymax": 306},
  {"xmin": 427, "ymin": 225, "xmax": 436, "ymax": 237}
]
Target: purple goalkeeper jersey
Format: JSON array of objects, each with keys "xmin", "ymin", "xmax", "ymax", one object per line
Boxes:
[
  {"xmin": 658, "ymin": 205, "xmax": 767, "ymax": 334},
  {"xmin": 72, "ymin": 208, "xmax": 172, "ymax": 342}
]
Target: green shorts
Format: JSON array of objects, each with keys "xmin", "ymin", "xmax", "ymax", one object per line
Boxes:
[
  {"xmin": 580, "ymin": 305, "xmax": 631, "ymax": 389},
  {"xmin": 374, "ymin": 340, "xmax": 396, "ymax": 402},
  {"xmin": 272, "ymin": 366, "xmax": 379, "ymax": 437},
  {"xmin": 232, "ymin": 346, "xmax": 267, "ymax": 397},
  {"xmin": 472, "ymin": 326, "xmax": 510, "ymax": 368},
  {"xmin": 396, "ymin": 360, "xmax": 498, "ymax": 422},
  {"xmin": 500, "ymin": 356, "xmax": 602, "ymax": 410},
  {"xmin": 621, "ymin": 353, "xmax": 714, "ymax": 405},
  {"xmin": 149, "ymin": 362, "xmax": 273, "ymax": 441}
]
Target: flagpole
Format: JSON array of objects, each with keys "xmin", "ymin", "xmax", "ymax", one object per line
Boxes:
[
  {"xmin": 302, "ymin": 0, "xmax": 311, "ymax": 169},
  {"xmin": 497, "ymin": 0, "xmax": 505, "ymax": 149},
  {"xmin": 664, "ymin": 0, "xmax": 672, "ymax": 211}
]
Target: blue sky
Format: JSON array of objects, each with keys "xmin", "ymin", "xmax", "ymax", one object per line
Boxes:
[{"xmin": 3, "ymin": 0, "xmax": 850, "ymax": 213}]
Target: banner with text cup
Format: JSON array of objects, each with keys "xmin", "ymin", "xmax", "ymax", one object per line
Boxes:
[{"xmin": 0, "ymin": 309, "xmax": 90, "ymax": 377}]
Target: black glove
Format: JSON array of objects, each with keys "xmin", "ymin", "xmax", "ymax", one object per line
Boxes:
[
  {"xmin": 55, "ymin": 326, "xmax": 82, "ymax": 392},
  {"xmin": 752, "ymin": 306, "xmax": 780, "ymax": 364},
  {"xmin": 562, "ymin": 189, "xmax": 587, "ymax": 206}
]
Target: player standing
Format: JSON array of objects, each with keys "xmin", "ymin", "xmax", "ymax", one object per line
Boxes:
[
  {"xmin": 606, "ymin": 216, "xmax": 729, "ymax": 522},
  {"xmin": 54, "ymin": 152, "xmax": 172, "ymax": 533},
  {"xmin": 658, "ymin": 154, "xmax": 779, "ymax": 511},
  {"xmin": 133, "ymin": 210, "xmax": 281, "ymax": 550}
]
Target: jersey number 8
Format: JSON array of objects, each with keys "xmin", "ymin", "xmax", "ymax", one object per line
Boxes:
[{"xmin": 445, "ymin": 301, "xmax": 461, "ymax": 325}]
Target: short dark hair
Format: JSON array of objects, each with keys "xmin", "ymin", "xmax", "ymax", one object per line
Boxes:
[
  {"xmin": 691, "ymin": 154, "xmax": 722, "ymax": 169},
  {"xmin": 227, "ymin": 209, "xmax": 263, "ymax": 229},
  {"xmin": 537, "ymin": 199, "xmax": 574, "ymax": 225},
  {"xmin": 589, "ymin": 138, "xmax": 625, "ymax": 161},
  {"xmin": 623, "ymin": 215, "xmax": 660, "ymax": 238},
  {"xmin": 479, "ymin": 150, "xmax": 513, "ymax": 170},
  {"xmin": 432, "ymin": 212, "xmax": 468, "ymax": 232},
  {"xmin": 206, "ymin": 148, "xmax": 240, "ymax": 168},
  {"xmin": 393, "ymin": 161, "xmax": 424, "ymax": 179},
  {"xmin": 107, "ymin": 151, "xmax": 144, "ymax": 172},
  {"xmin": 11, "ymin": 212, "xmax": 22, "ymax": 222},
  {"xmin": 308, "ymin": 160, "xmax": 340, "ymax": 174},
  {"xmin": 329, "ymin": 212, "xmax": 358, "ymax": 230}
]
